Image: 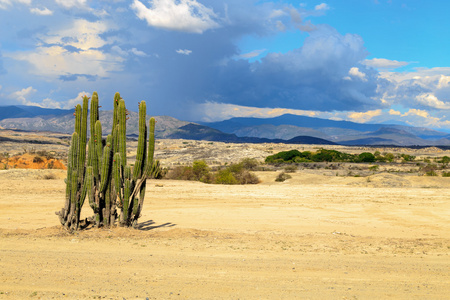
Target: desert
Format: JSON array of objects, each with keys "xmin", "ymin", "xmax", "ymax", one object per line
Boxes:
[{"xmin": 0, "ymin": 129, "xmax": 449, "ymax": 299}]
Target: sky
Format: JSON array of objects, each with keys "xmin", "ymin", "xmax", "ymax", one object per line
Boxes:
[{"xmin": 1, "ymin": 0, "xmax": 450, "ymax": 131}]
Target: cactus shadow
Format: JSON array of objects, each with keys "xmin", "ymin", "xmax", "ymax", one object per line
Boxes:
[{"xmin": 137, "ymin": 220, "xmax": 176, "ymax": 231}]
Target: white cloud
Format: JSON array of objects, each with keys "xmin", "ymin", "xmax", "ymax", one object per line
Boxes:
[
  {"xmin": 112, "ymin": 45, "xmax": 147, "ymax": 57},
  {"xmin": 348, "ymin": 67, "xmax": 367, "ymax": 82},
  {"xmin": 131, "ymin": 0, "xmax": 219, "ymax": 34},
  {"xmin": 44, "ymin": 19, "xmax": 110, "ymax": 51},
  {"xmin": 315, "ymin": 3, "xmax": 330, "ymax": 11},
  {"xmin": 9, "ymin": 86, "xmax": 37, "ymax": 106},
  {"xmin": 363, "ymin": 58, "xmax": 409, "ymax": 69},
  {"xmin": 11, "ymin": 45, "xmax": 123, "ymax": 78},
  {"xmin": 64, "ymin": 92, "xmax": 91, "ymax": 109},
  {"xmin": 7, "ymin": 19, "xmax": 124, "ymax": 79},
  {"xmin": 0, "ymin": 1, "xmax": 9, "ymax": 9},
  {"xmin": 30, "ymin": 7, "xmax": 53, "ymax": 15},
  {"xmin": 55, "ymin": 0, "xmax": 87, "ymax": 9},
  {"xmin": 176, "ymin": 49, "xmax": 192, "ymax": 55},
  {"xmin": 379, "ymin": 67, "xmax": 450, "ymax": 111},
  {"xmin": 0, "ymin": 0, "xmax": 31, "ymax": 9},
  {"xmin": 348, "ymin": 109, "xmax": 382, "ymax": 123},
  {"xmin": 415, "ymin": 93, "xmax": 450, "ymax": 110},
  {"xmin": 269, "ymin": 9, "xmax": 286, "ymax": 18},
  {"xmin": 130, "ymin": 48, "xmax": 147, "ymax": 57}
]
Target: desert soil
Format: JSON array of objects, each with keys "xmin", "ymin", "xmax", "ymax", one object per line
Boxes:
[
  {"xmin": 0, "ymin": 131, "xmax": 449, "ymax": 299},
  {"xmin": 0, "ymin": 167, "xmax": 449, "ymax": 299}
]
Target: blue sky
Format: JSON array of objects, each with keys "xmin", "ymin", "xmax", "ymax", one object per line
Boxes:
[{"xmin": 1, "ymin": 0, "xmax": 450, "ymax": 131}]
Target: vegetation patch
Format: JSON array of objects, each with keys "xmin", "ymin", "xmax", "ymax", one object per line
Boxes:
[{"xmin": 167, "ymin": 159, "xmax": 260, "ymax": 185}]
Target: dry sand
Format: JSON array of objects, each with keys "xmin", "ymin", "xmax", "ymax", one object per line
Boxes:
[{"xmin": 0, "ymin": 167, "xmax": 449, "ymax": 299}]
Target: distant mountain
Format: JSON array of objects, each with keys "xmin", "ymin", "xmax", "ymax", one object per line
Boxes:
[
  {"xmin": 203, "ymin": 114, "xmax": 387, "ymax": 133},
  {"xmin": 2, "ymin": 106, "xmax": 450, "ymax": 146},
  {"xmin": 166, "ymin": 124, "xmax": 337, "ymax": 145},
  {"xmin": 0, "ymin": 106, "xmax": 189, "ymax": 138},
  {"xmin": 202, "ymin": 114, "xmax": 450, "ymax": 146},
  {"xmin": 0, "ymin": 105, "xmax": 72, "ymax": 121}
]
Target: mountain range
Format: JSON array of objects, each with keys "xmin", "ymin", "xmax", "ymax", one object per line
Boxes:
[{"xmin": 1, "ymin": 105, "xmax": 450, "ymax": 146}]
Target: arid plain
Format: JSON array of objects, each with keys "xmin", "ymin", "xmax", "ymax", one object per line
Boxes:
[{"xmin": 0, "ymin": 129, "xmax": 449, "ymax": 299}]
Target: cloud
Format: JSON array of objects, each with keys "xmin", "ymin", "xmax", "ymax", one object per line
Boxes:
[
  {"xmin": 0, "ymin": 0, "xmax": 12, "ymax": 9},
  {"xmin": 238, "ymin": 49, "xmax": 266, "ymax": 59},
  {"xmin": 112, "ymin": 46, "xmax": 148, "ymax": 57},
  {"xmin": 55, "ymin": 0, "xmax": 87, "ymax": 9},
  {"xmin": 30, "ymin": 7, "xmax": 53, "ymax": 16},
  {"xmin": 131, "ymin": 0, "xmax": 220, "ymax": 34},
  {"xmin": 0, "ymin": 0, "xmax": 31, "ymax": 9},
  {"xmin": 7, "ymin": 19, "xmax": 123, "ymax": 79},
  {"xmin": 348, "ymin": 67, "xmax": 367, "ymax": 82},
  {"xmin": 348, "ymin": 109, "xmax": 382, "ymax": 123},
  {"xmin": 44, "ymin": 19, "xmax": 110, "ymax": 51},
  {"xmin": 389, "ymin": 109, "xmax": 401, "ymax": 116},
  {"xmin": 64, "ymin": 91, "xmax": 92, "ymax": 109},
  {"xmin": 199, "ymin": 25, "xmax": 382, "ymax": 114},
  {"xmin": 363, "ymin": 58, "xmax": 410, "ymax": 69},
  {"xmin": 315, "ymin": 3, "xmax": 330, "ymax": 11},
  {"xmin": 130, "ymin": 48, "xmax": 147, "ymax": 57},
  {"xmin": 9, "ymin": 86, "xmax": 37, "ymax": 106},
  {"xmin": 379, "ymin": 67, "xmax": 450, "ymax": 111},
  {"xmin": 176, "ymin": 49, "xmax": 193, "ymax": 55}
]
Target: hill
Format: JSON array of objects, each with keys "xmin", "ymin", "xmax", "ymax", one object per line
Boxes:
[
  {"xmin": 202, "ymin": 114, "xmax": 450, "ymax": 146},
  {"xmin": 2, "ymin": 106, "xmax": 450, "ymax": 146}
]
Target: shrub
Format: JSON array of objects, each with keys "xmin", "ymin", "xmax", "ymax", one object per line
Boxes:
[
  {"xmin": 369, "ymin": 165, "xmax": 379, "ymax": 172},
  {"xmin": 43, "ymin": 173, "xmax": 57, "ymax": 180},
  {"xmin": 192, "ymin": 160, "xmax": 210, "ymax": 180},
  {"xmin": 426, "ymin": 170, "xmax": 438, "ymax": 176},
  {"xmin": 234, "ymin": 169, "xmax": 260, "ymax": 184},
  {"xmin": 442, "ymin": 172, "xmax": 450, "ymax": 177},
  {"xmin": 401, "ymin": 154, "xmax": 416, "ymax": 162},
  {"xmin": 215, "ymin": 169, "xmax": 238, "ymax": 184},
  {"xmin": 275, "ymin": 172, "xmax": 291, "ymax": 182},
  {"xmin": 265, "ymin": 150, "xmax": 302, "ymax": 163},
  {"xmin": 358, "ymin": 152, "xmax": 376, "ymax": 163},
  {"xmin": 168, "ymin": 159, "xmax": 259, "ymax": 185},
  {"xmin": 33, "ymin": 156, "xmax": 44, "ymax": 163},
  {"xmin": 439, "ymin": 156, "xmax": 450, "ymax": 165},
  {"xmin": 36, "ymin": 150, "xmax": 55, "ymax": 160},
  {"xmin": 383, "ymin": 153, "xmax": 395, "ymax": 162},
  {"xmin": 240, "ymin": 158, "xmax": 258, "ymax": 170}
]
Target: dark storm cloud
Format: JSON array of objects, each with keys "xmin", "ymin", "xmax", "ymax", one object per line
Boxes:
[{"xmin": 122, "ymin": 21, "xmax": 384, "ymax": 118}]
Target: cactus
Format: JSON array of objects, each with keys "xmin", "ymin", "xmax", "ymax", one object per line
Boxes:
[
  {"xmin": 58, "ymin": 92, "xmax": 156, "ymax": 230},
  {"xmin": 55, "ymin": 95, "xmax": 89, "ymax": 230},
  {"xmin": 113, "ymin": 100, "xmax": 156, "ymax": 227}
]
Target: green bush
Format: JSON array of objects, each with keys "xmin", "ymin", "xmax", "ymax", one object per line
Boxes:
[
  {"xmin": 167, "ymin": 159, "xmax": 259, "ymax": 185},
  {"xmin": 193, "ymin": 160, "xmax": 210, "ymax": 180},
  {"xmin": 439, "ymin": 156, "xmax": 450, "ymax": 164},
  {"xmin": 265, "ymin": 150, "xmax": 302, "ymax": 163},
  {"xmin": 215, "ymin": 169, "xmax": 238, "ymax": 184},
  {"xmin": 358, "ymin": 152, "xmax": 376, "ymax": 163}
]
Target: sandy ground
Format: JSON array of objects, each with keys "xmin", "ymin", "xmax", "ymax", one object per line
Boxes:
[{"xmin": 0, "ymin": 168, "xmax": 449, "ymax": 299}]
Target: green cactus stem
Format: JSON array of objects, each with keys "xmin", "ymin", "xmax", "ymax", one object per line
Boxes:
[
  {"xmin": 57, "ymin": 92, "xmax": 156, "ymax": 230},
  {"xmin": 56, "ymin": 96, "xmax": 89, "ymax": 230}
]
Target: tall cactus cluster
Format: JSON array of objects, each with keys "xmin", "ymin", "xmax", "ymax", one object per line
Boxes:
[{"xmin": 56, "ymin": 92, "xmax": 156, "ymax": 230}]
